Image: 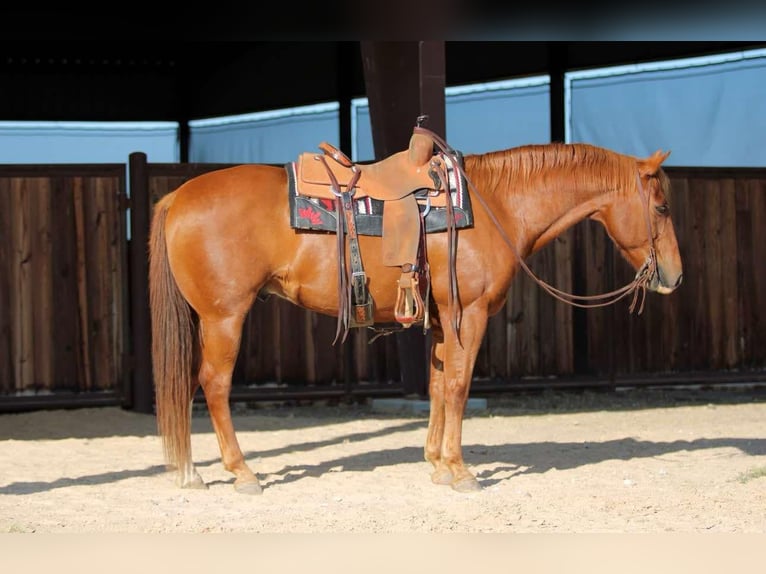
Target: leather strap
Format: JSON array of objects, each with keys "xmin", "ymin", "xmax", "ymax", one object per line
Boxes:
[
  {"xmin": 319, "ymin": 141, "xmax": 353, "ymax": 167},
  {"xmin": 334, "ymin": 195, "xmax": 349, "ymax": 344},
  {"xmin": 340, "ymin": 188, "xmax": 368, "ymax": 309},
  {"xmin": 315, "ymin": 155, "xmax": 367, "ymax": 343},
  {"xmin": 428, "ymin": 156, "xmax": 462, "ymax": 341}
]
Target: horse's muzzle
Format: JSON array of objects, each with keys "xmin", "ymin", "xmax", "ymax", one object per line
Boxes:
[{"xmin": 653, "ymin": 267, "xmax": 683, "ymax": 294}]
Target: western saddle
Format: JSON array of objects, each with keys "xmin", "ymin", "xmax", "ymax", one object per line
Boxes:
[{"xmin": 294, "ymin": 119, "xmax": 461, "ymax": 344}]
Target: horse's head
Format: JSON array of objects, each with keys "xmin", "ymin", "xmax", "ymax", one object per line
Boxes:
[{"xmin": 592, "ymin": 149, "xmax": 683, "ymax": 294}]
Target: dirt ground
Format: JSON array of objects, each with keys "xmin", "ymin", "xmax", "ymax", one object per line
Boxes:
[{"xmin": 1, "ymin": 385, "xmax": 765, "ymax": 534}]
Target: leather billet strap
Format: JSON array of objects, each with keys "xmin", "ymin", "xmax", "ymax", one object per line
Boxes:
[
  {"xmin": 340, "ymin": 188, "xmax": 368, "ymax": 308},
  {"xmin": 314, "ymin": 154, "xmax": 371, "ymax": 343}
]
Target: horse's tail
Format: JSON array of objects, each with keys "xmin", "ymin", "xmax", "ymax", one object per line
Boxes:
[{"xmin": 148, "ymin": 193, "xmax": 196, "ymax": 471}]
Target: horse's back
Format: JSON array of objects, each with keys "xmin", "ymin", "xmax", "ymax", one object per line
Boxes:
[
  {"xmin": 166, "ymin": 163, "xmax": 289, "ymax": 239},
  {"xmin": 172, "ymin": 163, "xmax": 287, "ymax": 206}
]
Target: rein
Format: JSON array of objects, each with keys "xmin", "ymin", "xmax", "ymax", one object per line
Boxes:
[{"xmin": 414, "ymin": 125, "xmax": 659, "ymax": 326}]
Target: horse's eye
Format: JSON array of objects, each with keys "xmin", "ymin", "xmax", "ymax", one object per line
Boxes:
[{"xmin": 655, "ymin": 203, "xmax": 670, "ymax": 216}]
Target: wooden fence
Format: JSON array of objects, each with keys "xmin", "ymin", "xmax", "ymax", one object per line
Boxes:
[
  {"xmin": 0, "ymin": 165, "xmax": 128, "ymax": 409},
  {"xmin": 1, "ymin": 158, "xmax": 765, "ymax": 412}
]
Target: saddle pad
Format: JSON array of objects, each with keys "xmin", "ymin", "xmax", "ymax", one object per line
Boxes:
[{"xmin": 285, "ymin": 152, "xmax": 473, "ymax": 236}]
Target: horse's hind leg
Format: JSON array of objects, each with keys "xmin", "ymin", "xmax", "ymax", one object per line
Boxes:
[
  {"xmin": 198, "ymin": 313, "xmax": 262, "ymax": 495},
  {"xmin": 175, "ymin": 394, "xmax": 207, "ymax": 490}
]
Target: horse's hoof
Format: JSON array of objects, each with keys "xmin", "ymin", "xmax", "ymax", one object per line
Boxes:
[
  {"xmin": 451, "ymin": 476, "xmax": 482, "ymax": 493},
  {"xmin": 178, "ymin": 475, "xmax": 208, "ymax": 490},
  {"xmin": 431, "ymin": 468, "xmax": 454, "ymax": 485},
  {"xmin": 234, "ymin": 479, "xmax": 263, "ymax": 495}
]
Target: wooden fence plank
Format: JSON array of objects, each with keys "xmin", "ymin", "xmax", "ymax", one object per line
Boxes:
[
  {"xmin": 668, "ymin": 176, "xmax": 694, "ymax": 369},
  {"xmin": 0, "ymin": 181, "xmax": 12, "ymax": 392},
  {"xmin": 537, "ymin": 243, "xmax": 558, "ymax": 375},
  {"xmin": 278, "ymin": 300, "xmax": 307, "ymax": 382},
  {"xmin": 481, "ymin": 300, "xmax": 504, "ymax": 380},
  {"xmin": 316, "ymin": 312, "xmax": 345, "ymax": 384},
  {"xmin": 719, "ymin": 179, "xmax": 739, "ymax": 368},
  {"xmin": 367, "ymin": 324, "xmax": 400, "ymax": 384},
  {"xmin": 686, "ymin": 178, "xmax": 709, "ymax": 370},
  {"xmin": 90, "ymin": 176, "xmax": 111, "ymax": 390},
  {"xmin": 614, "ymin": 233, "xmax": 642, "ymax": 375},
  {"xmin": 751, "ymin": 180, "xmax": 766, "ymax": 363},
  {"xmin": 10, "ymin": 179, "xmax": 34, "ymax": 391},
  {"xmin": 581, "ymin": 220, "xmax": 611, "ymax": 375},
  {"xmin": 30, "ymin": 177, "xmax": 53, "ymax": 390},
  {"xmin": 258, "ymin": 298, "xmax": 280, "ymax": 382},
  {"xmin": 506, "ymin": 272, "xmax": 526, "ymax": 376},
  {"xmin": 733, "ymin": 179, "xmax": 753, "ymax": 363},
  {"xmin": 99, "ymin": 176, "xmax": 124, "ymax": 391},
  {"xmin": 50, "ymin": 177, "xmax": 80, "ymax": 388},
  {"xmin": 112, "ymin": 177, "xmax": 128, "ymax": 396},
  {"xmin": 554, "ymin": 231, "xmax": 574, "ymax": 374},
  {"xmin": 351, "ymin": 324, "xmax": 370, "ymax": 384},
  {"xmin": 661, "ymin": 176, "xmax": 687, "ymax": 371},
  {"xmin": 72, "ymin": 177, "xmax": 92, "ymax": 391},
  {"xmin": 703, "ymin": 180, "xmax": 724, "ymax": 369},
  {"xmin": 521, "ymin": 261, "xmax": 540, "ymax": 375}
]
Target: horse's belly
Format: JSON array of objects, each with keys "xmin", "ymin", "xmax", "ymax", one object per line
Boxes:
[{"xmin": 267, "ymin": 233, "xmax": 404, "ymax": 321}]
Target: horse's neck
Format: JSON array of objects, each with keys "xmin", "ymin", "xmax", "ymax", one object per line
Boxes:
[
  {"xmin": 466, "ymin": 156, "xmax": 618, "ymax": 257},
  {"xmin": 523, "ymin": 178, "xmax": 611, "ymax": 255}
]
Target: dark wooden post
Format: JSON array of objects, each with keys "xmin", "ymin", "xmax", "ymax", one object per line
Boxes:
[
  {"xmin": 128, "ymin": 152, "xmax": 154, "ymax": 413},
  {"xmin": 178, "ymin": 122, "xmax": 190, "ymax": 164},
  {"xmin": 548, "ymin": 41, "xmax": 566, "ymax": 144},
  {"xmin": 360, "ymin": 41, "xmax": 446, "ymax": 398},
  {"xmin": 337, "ymin": 41, "xmax": 355, "ymax": 158},
  {"xmin": 548, "ymin": 42, "xmax": 590, "ymax": 377}
]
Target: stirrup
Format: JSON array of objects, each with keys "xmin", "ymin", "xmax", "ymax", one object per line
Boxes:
[{"xmin": 394, "ymin": 271, "xmax": 425, "ymax": 327}]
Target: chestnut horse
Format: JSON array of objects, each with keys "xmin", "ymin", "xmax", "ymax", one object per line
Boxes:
[{"xmin": 148, "ymin": 134, "xmax": 683, "ymax": 494}]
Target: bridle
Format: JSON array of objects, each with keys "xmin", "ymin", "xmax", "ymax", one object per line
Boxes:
[{"xmin": 414, "ymin": 124, "xmax": 660, "ymax": 337}]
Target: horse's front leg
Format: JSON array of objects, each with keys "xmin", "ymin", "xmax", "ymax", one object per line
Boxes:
[
  {"xmin": 425, "ymin": 328, "xmax": 452, "ymax": 485},
  {"xmin": 198, "ymin": 313, "xmax": 262, "ymax": 495},
  {"xmin": 429, "ymin": 304, "xmax": 488, "ymax": 492}
]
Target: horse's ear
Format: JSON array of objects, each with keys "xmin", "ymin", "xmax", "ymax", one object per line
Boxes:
[{"xmin": 639, "ymin": 149, "xmax": 671, "ymax": 176}]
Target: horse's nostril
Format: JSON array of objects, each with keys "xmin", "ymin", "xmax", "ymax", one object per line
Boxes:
[{"xmin": 674, "ymin": 273, "xmax": 683, "ymax": 287}]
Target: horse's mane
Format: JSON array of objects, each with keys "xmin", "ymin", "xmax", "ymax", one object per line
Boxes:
[{"xmin": 463, "ymin": 142, "xmax": 638, "ymax": 197}]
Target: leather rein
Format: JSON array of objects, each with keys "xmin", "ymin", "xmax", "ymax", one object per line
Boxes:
[{"xmin": 414, "ymin": 126, "xmax": 660, "ymax": 328}]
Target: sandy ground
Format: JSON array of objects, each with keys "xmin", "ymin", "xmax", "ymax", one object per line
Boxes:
[{"xmin": 1, "ymin": 386, "xmax": 765, "ymax": 534}]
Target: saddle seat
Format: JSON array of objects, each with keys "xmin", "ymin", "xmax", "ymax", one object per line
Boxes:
[
  {"xmin": 295, "ymin": 130, "xmax": 451, "ymax": 335},
  {"xmin": 297, "ymin": 131, "xmax": 445, "ymax": 203}
]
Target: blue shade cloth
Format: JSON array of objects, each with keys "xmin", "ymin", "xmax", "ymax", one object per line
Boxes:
[
  {"xmin": 352, "ymin": 77, "xmax": 552, "ymax": 161},
  {"xmin": 351, "ymin": 105, "xmax": 375, "ymax": 162},
  {"xmin": 0, "ymin": 122, "xmax": 179, "ymax": 164},
  {"xmin": 188, "ymin": 104, "xmax": 340, "ymax": 165},
  {"xmin": 567, "ymin": 50, "xmax": 766, "ymax": 167},
  {"xmin": 444, "ymin": 79, "xmax": 551, "ymax": 154},
  {"xmin": 2, "ymin": 50, "xmax": 765, "ymax": 171}
]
